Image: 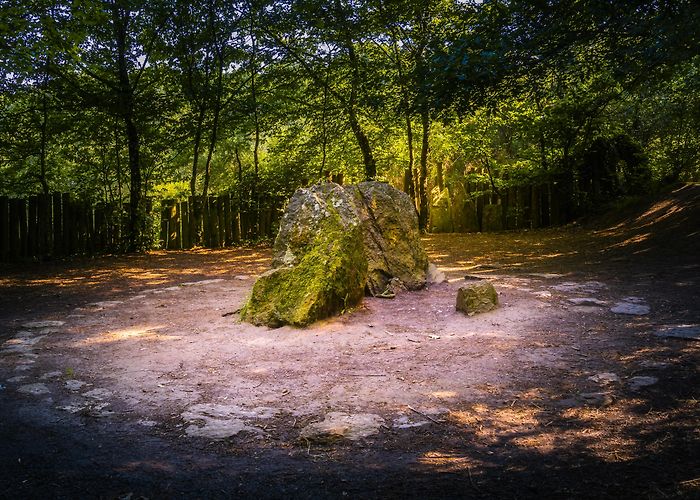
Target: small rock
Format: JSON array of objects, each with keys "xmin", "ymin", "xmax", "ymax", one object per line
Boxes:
[
  {"xmin": 427, "ymin": 264, "xmax": 447, "ymax": 284},
  {"xmin": 7, "ymin": 376, "xmax": 28, "ymax": 383},
  {"xmin": 580, "ymin": 392, "xmax": 615, "ymax": 407},
  {"xmin": 611, "ymin": 298, "xmax": 650, "ymax": 315},
  {"xmin": 628, "ymin": 376, "xmax": 658, "ymax": 391},
  {"xmin": 40, "ymin": 371, "xmax": 63, "ymax": 380},
  {"xmin": 654, "ymin": 325, "xmax": 700, "ymax": 341},
  {"xmin": 534, "ymin": 291, "xmax": 552, "ymax": 299},
  {"xmin": 185, "ymin": 420, "xmax": 250, "ymax": 439},
  {"xmin": 638, "ymin": 360, "xmax": 670, "ymax": 370},
  {"xmin": 82, "ymin": 388, "xmax": 112, "ymax": 400},
  {"xmin": 588, "ymin": 372, "xmax": 621, "ymax": 384},
  {"xmin": 181, "ymin": 403, "xmax": 267, "ymax": 440},
  {"xmin": 529, "ymin": 273, "xmax": 565, "ymax": 279},
  {"xmin": 17, "ymin": 383, "xmax": 50, "ymax": 396},
  {"xmin": 87, "ymin": 300, "xmax": 123, "ymax": 309},
  {"xmin": 393, "ymin": 415, "xmax": 429, "ymax": 429},
  {"xmin": 456, "ymin": 281, "xmax": 498, "ymax": 316},
  {"xmin": 553, "ymin": 281, "xmax": 606, "ymax": 293},
  {"xmin": 65, "ymin": 380, "xmax": 87, "ymax": 391},
  {"xmin": 300, "ymin": 412, "xmax": 385, "ymax": 443}
]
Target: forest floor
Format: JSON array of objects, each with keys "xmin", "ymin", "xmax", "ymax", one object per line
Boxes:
[{"xmin": 0, "ymin": 184, "xmax": 699, "ymax": 499}]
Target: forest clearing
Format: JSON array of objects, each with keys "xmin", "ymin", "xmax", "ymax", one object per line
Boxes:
[
  {"xmin": 2, "ymin": 0, "xmax": 700, "ymax": 497},
  {"xmin": 0, "ymin": 185, "xmax": 698, "ymax": 498}
]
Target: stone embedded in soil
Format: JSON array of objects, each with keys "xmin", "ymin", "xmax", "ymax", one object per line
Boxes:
[
  {"xmin": 456, "ymin": 281, "xmax": 499, "ymax": 316},
  {"xmin": 82, "ymin": 388, "xmax": 113, "ymax": 400},
  {"xmin": 393, "ymin": 415, "xmax": 430, "ymax": 429},
  {"xmin": 40, "ymin": 371, "xmax": 63, "ymax": 380},
  {"xmin": 181, "ymin": 403, "xmax": 273, "ymax": 440},
  {"xmin": 579, "ymin": 392, "xmax": 615, "ymax": 407},
  {"xmin": 639, "ymin": 360, "xmax": 671, "ymax": 370},
  {"xmin": 628, "ymin": 376, "xmax": 658, "ymax": 391},
  {"xmin": 611, "ymin": 303, "xmax": 650, "ymax": 315},
  {"xmin": 552, "ymin": 281, "xmax": 607, "ymax": 293},
  {"xmin": 588, "ymin": 372, "xmax": 621, "ymax": 384},
  {"xmin": 17, "ymin": 383, "xmax": 50, "ymax": 395},
  {"xmin": 300, "ymin": 412, "xmax": 385, "ymax": 443},
  {"xmin": 610, "ymin": 296, "xmax": 650, "ymax": 315},
  {"xmin": 21, "ymin": 320, "xmax": 65, "ymax": 329},
  {"xmin": 65, "ymin": 379, "xmax": 87, "ymax": 391},
  {"xmin": 567, "ymin": 297, "xmax": 607, "ymax": 306},
  {"xmin": 654, "ymin": 325, "xmax": 700, "ymax": 341}
]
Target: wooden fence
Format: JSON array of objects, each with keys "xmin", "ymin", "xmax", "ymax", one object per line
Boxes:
[
  {"xmin": 158, "ymin": 194, "xmax": 279, "ymax": 250},
  {"xmin": 0, "ymin": 193, "xmax": 280, "ymax": 262},
  {"xmin": 0, "ymin": 193, "xmax": 127, "ymax": 262},
  {"xmin": 429, "ymin": 181, "xmax": 576, "ymax": 233}
]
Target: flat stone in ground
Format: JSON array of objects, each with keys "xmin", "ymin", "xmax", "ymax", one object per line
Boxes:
[
  {"xmin": 181, "ymin": 403, "xmax": 270, "ymax": 440},
  {"xmin": 610, "ymin": 296, "xmax": 650, "ymax": 315},
  {"xmin": 654, "ymin": 325, "xmax": 700, "ymax": 340},
  {"xmin": 65, "ymin": 380, "xmax": 87, "ymax": 391},
  {"xmin": 21, "ymin": 321, "xmax": 65, "ymax": 329},
  {"xmin": 567, "ymin": 297, "xmax": 607, "ymax": 306},
  {"xmin": 629, "ymin": 376, "xmax": 658, "ymax": 391},
  {"xmin": 17, "ymin": 383, "xmax": 50, "ymax": 395},
  {"xmin": 588, "ymin": 372, "xmax": 621, "ymax": 384},
  {"xmin": 300, "ymin": 412, "xmax": 385, "ymax": 442}
]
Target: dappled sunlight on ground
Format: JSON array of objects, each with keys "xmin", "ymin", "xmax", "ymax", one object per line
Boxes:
[{"xmin": 77, "ymin": 325, "xmax": 181, "ymax": 346}]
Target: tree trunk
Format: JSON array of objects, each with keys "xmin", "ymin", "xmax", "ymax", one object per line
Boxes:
[
  {"xmin": 38, "ymin": 77, "xmax": 50, "ymax": 195},
  {"xmin": 344, "ymin": 26, "xmax": 376, "ymax": 180},
  {"xmin": 418, "ymin": 108, "xmax": 430, "ymax": 231},
  {"xmin": 250, "ymin": 7, "xmax": 261, "ymax": 236},
  {"xmin": 112, "ymin": 4, "xmax": 143, "ymax": 252}
]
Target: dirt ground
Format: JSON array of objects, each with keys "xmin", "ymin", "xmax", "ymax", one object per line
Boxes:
[{"xmin": 1, "ymin": 185, "xmax": 699, "ymax": 499}]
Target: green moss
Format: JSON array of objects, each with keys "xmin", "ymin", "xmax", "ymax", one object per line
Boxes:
[{"xmin": 241, "ymin": 210, "xmax": 367, "ymax": 328}]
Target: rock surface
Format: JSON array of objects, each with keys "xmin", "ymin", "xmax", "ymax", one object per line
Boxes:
[
  {"xmin": 242, "ymin": 182, "xmax": 428, "ymax": 327},
  {"xmin": 241, "ymin": 183, "xmax": 367, "ymax": 327},
  {"xmin": 456, "ymin": 281, "xmax": 499, "ymax": 315},
  {"xmin": 349, "ymin": 181, "xmax": 428, "ymax": 296},
  {"xmin": 299, "ymin": 412, "xmax": 384, "ymax": 442}
]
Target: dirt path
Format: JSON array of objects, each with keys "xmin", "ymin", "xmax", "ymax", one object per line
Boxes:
[{"xmin": 1, "ymin": 186, "xmax": 699, "ymax": 499}]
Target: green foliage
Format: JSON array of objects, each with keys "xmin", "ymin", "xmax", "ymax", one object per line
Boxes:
[{"xmin": 0, "ymin": 0, "xmax": 698, "ymax": 248}]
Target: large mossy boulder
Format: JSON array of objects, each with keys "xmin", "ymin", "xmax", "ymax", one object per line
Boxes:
[
  {"xmin": 240, "ymin": 184, "xmax": 367, "ymax": 327},
  {"xmin": 241, "ymin": 181, "xmax": 429, "ymax": 327},
  {"xmin": 348, "ymin": 181, "xmax": 428, "ymax": 296}
]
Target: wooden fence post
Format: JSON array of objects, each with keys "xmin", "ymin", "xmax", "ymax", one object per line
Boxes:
[
  {"xmin": 28, "ymin": 196, "xmax": 39, "ymax": 258},
  {"xmin": 0, "ymin": 196, "xmax": 9, "ymax": 261},
  {"xmin": 208, "ymin": 196, "xmax": 220, "ymax": 248},
  {"xmin": 223, "ymin": 194, "xmax": 232, "ymax": 246},
  {"xmin": 180, "ymin": 200, "xmax": 190, "ymax": 249},
  {"xmin": 531, "ymin": 184, "xmax": 541, "ymax": 229},
  {"xmin": 540, "ymin": 184, "xmax": 551, "ymax": 227},
  {"xmin": 168, "ymin": 200, "xmax": 180, "ymax": 249},
  {"xmin": 52, "ymin": 193, "xmax": 62, "ymax": 256},
  {"xmin": 62, "ymin": 194, "xmax": 73, "ymax": 255},
  {"xmin": 216, "ymin": 196, "xmax": 225, "ymax": 248}
]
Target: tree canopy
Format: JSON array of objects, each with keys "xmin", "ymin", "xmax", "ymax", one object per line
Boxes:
[{"xmin": 1, "ymin": 0, "xmax": 698, "ymax": 249}]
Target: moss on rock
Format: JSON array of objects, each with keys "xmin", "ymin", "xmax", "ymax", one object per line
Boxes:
[{"xmin": 240, "ymin": 186, "xmax": 367, "ymax": 328}]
